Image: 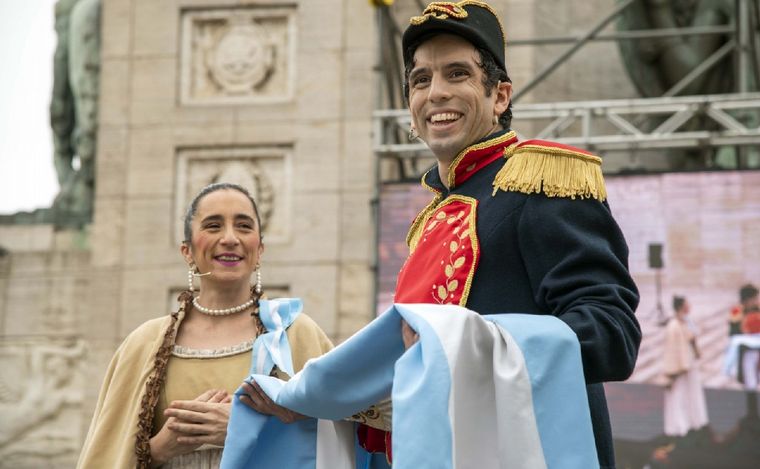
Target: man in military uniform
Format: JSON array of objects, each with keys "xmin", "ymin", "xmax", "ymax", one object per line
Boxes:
[
  {"xmin": 729, "ymin": 283, "xmax": 760, "ymax": 394},
  {"xmin": 730, "ymin": 283, "xmax": 760, "ymax": 336},
  {"xmin": 360, "ymin": 2, "xmax": 642, "ymax": 468}
]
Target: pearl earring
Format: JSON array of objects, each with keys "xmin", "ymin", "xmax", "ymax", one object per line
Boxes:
[
  {"xmin": 188, "ymin": 266, "xmax": 195, "ymax": 293},
  {"xmin": 187, "ymin": 262, "xmax": 210, "ymax": 292},
  {"xmin": 255, "ymin": 264, "xmax": 262, "ymax": 294}
]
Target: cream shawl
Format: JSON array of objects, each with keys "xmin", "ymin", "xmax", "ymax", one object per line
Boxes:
[{"xmin": 76, "ymin": 310, "xmax": 333, "ymax": 469}]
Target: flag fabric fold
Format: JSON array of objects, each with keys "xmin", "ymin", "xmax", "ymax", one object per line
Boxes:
[{"xmin": 221, "ymin": 304, "xmax": 598, "ymax": 469}]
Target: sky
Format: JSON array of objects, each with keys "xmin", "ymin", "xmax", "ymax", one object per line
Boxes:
[{"xmin": 0, "ymin": 0, "xmax": 59, "ymax": 214}]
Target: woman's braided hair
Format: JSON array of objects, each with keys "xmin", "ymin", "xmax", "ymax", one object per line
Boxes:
[
  {"xmin": 134, "ymin": 291, "xmax": 189, "ymax": 469},
  {"xmin": 134, "ymin": 287, "xmax": 265, "ymax": 468},
  {"xmin": 134, "ymin": 182, "xmax": 266, "ymax": 467}
]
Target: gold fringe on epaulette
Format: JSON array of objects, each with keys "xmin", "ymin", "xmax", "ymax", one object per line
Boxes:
[{"xmin": 492, "ymin": 145, "xmax": 607, "ymax": 201}]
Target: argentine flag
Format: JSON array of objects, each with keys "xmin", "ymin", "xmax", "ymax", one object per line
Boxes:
[{"xmin": 222, "ymin": 303, "xmax": 598, "ymax": 468}]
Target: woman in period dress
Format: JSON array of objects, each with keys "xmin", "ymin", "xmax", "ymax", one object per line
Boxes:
[
  {"xmin": 662, "ymin": 295, "xmax": 709, "ymax": 437},
  {"xmin": 77, "ymin": 183, "xmax": 333, "ymax": 468}
]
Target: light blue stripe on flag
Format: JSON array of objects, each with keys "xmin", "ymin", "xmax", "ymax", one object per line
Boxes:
[
  {"xmin": 487, "ymin": 314, "xmax": 598, "ymax": 469},
  {"xmin": 222, "ymin": 382, "xmax": 318, "ymax": 468},
  {"xmin": 392, "ymin": 306, "xmax": 453, "ymax": 469}
]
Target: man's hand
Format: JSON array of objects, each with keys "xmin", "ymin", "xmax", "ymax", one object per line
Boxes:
[
  {"xmin": 401, "ymin": 319, "xmax": 419, "ymax": 349},
  {"xmin": 149, "ymin": 389, "xmax": 230, "ymax": 467},
  {"xmin": 240, "ymin": 380, "xmax": 306, "ymax": 423}
]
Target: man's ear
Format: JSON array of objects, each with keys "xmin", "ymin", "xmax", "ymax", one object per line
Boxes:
[{"xmin": 493, "ymin": 80, "xmax": 513, "ymax": 116}]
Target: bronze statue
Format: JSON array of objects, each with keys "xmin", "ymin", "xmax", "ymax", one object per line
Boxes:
[
  {"xmin": 617, "ymin": 0, "xmax": 735, "ymax": 97},
  {"xmin": 615, "ymin": 0, "xmax": 760, "ymax": 169},
  {"xmin": 50, "ymin": 0, "xmax": 101, "ymax": 227}
]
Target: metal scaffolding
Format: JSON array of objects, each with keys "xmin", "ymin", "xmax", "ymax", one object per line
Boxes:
[
  {"xmin": 376, "ymin": 92, "xmax": 760, "ymax": 153},
  {"xmin": 372, "ymin": 0, "xmax": 760, "ymax": 180}
]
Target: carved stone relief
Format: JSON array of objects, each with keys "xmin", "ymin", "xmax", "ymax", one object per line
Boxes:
[
  {"xmin": 180, "ymin": 6, "xmax": 295, "ymax": 105},
  {"xmin": 43, "ymin": 276, "xmax": 82, "ymax": 336},
  {"xmin": 174, "ymin": 146, "xmax": 292, "ymax": 244},
  {"xmin": 0, "ymin": 339, "xmax": 86, "ymax": 466}
]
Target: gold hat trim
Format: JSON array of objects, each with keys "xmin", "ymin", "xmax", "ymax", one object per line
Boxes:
[{"xmin": 410, "ymin": 1, "xmax": 506, "ymax": 43}]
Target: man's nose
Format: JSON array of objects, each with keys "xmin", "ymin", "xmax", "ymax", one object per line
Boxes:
[{"xmin": 428, "ymin": 74, "xmax": 452, "ymax": 102}]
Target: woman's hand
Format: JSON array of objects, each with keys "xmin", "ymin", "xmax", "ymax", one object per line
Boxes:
[
  {"xmin": 240, "ymin": 380, "xmax": 306, "ymax": 424},
  {"xmin": 164, "ymin": 390, "xmax": 232, "ymax": 446},
  {"xmin": 149, "ymin": 389, "xmax": 230, "ymax": 467}
]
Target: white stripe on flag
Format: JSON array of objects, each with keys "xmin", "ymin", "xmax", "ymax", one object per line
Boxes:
[
  {"xmin": 315, "ymin": 420, "xmax": 355, "ymax": 469},
  {"xmin": 255, "ymin": 340, "xmax": 267, "ymax": 374}
]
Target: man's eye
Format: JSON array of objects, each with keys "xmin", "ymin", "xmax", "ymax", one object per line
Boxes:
[
  {"xmin": 412, "ymin": 76, "xmax": 430, "ymax": 87},
  {"xmin": 451, "ymin": 69, "xmax": 469, "ymax": 78}
]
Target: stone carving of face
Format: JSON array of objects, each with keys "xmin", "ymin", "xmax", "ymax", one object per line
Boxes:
[{"xmin": 209, "ymin": 24, "xmax": 274, "ymax": 93}]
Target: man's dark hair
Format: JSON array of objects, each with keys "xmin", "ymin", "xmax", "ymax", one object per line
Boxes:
[
  {"xmin": 740, "ymin": 283, "xmax": 759, "ymax": 303},
  {"xmin": 403, "ymin": 41, "xmax": 513, "ymax": 130},
  {"xmin": 672, "ymin": 295, "xmax": 686, "ymax": 312}
]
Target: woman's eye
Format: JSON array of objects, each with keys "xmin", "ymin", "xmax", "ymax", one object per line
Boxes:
[{"xmin": 238, "ymin": 224, "xmax": 253, "ymax": 230}]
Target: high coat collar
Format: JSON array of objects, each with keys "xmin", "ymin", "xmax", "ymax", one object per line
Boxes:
[{"xmin": 422, "ymin": 129, "xmax": 517, "ymax": 193}]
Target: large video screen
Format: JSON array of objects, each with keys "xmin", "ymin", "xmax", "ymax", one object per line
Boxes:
[{"xmin": 377, "ymin": 170, "xmax": 760, "ymax": 468}]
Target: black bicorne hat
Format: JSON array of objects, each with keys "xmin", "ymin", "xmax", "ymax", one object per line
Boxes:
[{"xmin": 402, "ymin": 1, "xmax": 507, "ymax": 71}]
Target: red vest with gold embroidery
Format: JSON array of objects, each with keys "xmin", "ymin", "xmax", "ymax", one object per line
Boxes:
[{"xmin": 395, "ymin": 132, "xmax": 517, "ymax": 305}]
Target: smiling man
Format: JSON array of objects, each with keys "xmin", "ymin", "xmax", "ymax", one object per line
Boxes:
[
  {"xmin": 406, "ymin": 31, "xmax": 511, "ymax": 168},
  {"xmin": 361, "ymin": 2, "xmax": 642, "ymax": 468}
]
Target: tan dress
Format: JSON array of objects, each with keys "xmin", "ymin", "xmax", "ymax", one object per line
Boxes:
[{"xmin": 154, "ymin": 340, "xmax": 255, "ymax": 468}]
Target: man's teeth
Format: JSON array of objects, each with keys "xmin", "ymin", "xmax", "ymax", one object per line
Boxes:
[{"xmin": 430, "ymin": 112, "xmax": 461, "ymax": 123}]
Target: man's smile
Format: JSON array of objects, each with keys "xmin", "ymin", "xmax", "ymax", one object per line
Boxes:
[{"xmin": 429, "ymin": 112, "xmax": 463, "ymax": 124}]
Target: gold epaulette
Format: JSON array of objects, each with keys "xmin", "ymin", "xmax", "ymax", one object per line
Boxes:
[{"xmin": 492, "ymin": 139, "xmax": 607, "ymax": 201}]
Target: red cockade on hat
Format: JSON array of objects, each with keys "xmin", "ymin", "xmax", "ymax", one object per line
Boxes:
[{"xmin": 410, "ymin": 1, "xmax": 469, "ymax": 24}]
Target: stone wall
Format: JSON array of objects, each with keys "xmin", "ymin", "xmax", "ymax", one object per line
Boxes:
[
  {"xmin": 94, "ymin": 0, "xmax": 377, "ymax": 343},
  {"xmin": 0, "ymin": 230, "xmax": 92, "ymax": 467}
]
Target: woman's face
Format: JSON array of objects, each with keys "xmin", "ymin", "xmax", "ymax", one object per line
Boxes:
[{"xmin": 181, "ymin": 189, "xmax": 264, "ymax": 289}]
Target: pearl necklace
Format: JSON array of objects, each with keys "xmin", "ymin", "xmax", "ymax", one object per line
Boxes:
[{"xmin": 192, "ymin": 296, "xmax": 256, "ymax": 316}]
